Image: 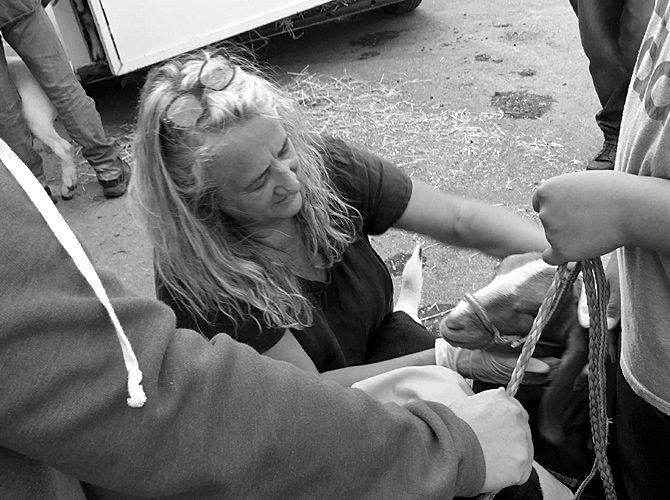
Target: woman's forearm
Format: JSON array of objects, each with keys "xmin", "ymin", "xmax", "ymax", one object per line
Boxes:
[
  {"xmin": 395, "ymin": 180, "xmax": 548, "ymax": 258},
  {"xmin": 321, "ymin": 348, "xmax": 435, "ymax": 386}
]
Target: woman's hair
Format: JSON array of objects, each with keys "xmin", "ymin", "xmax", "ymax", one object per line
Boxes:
[{"xmin": 131, "ymin": 46, "xmax": 359, "ymax": 330}]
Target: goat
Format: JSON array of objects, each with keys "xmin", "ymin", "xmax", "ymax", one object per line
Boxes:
[
  {"xmin": 437, "ymin": 252, "xmax": 613, "ymax": 495},
  {"xmin": 437, "ymin": 251, "xmax": 590, "ymax": 445},
  {"xmin": 386, "ymin": 249, "xmax": 577, "ymax": 499},
  {"xmin": 399, "ymin": 249, "xmax": 592, "ymax": 447},
  {"xmin": 7, "ymin": 55, "xmax": 78, "ymax": 201}
]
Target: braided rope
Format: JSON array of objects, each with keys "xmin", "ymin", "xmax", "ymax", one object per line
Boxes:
[
  {"xmin": 478, "ymin": 263, "xmax": 579, "ymax": 500},
  {"xmin": 576, "ymin": 259, "xmax": 616, "ymax": 499},
  {"xmin": 479, "ymin": 258, "xmax": 615, "ymax": 500},
  {"xmin": 506, "ymin": 263, "xmax": 581, "ymax": 396}
]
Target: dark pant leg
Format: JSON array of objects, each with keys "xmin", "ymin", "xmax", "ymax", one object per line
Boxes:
[
  {"xmin": 0, "ymin": 39, "xmax": 45, "ymax": 184},
  {"xmin": 616, "ymin": 367, "xmax": 670, "ymax": 500},
  {"xmin": 2, "ymin": 7, "xmax": 122, "ymax": 181},
  {"xmin": 620, "ymin": 0, "xmax": 655, "ymax": 72},
  {"xmin": 571, "ymin": 0, "xmax": 629, "ymax": 140}
]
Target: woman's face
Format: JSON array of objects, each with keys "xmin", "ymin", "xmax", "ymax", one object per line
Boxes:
[{"xmin": 207, "ymin": 115, "xmax": 303, "ymax": 233}]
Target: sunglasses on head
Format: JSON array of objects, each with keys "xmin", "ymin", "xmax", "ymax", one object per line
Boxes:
[{"xmin": 161, "ymin": 51, "xmax": 236, "ymax": 130}]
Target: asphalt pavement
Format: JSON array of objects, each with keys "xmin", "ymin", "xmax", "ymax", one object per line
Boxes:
[{"xmin": 54, "ymin": 0, "xmax": 600, "ymax": 311}]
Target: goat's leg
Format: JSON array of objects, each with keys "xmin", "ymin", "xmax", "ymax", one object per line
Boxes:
[
  {"xmin": 12, "ymin": 58, "xmax": 78, "ymax": 200},
  {"xmin": 50, "ymin": 135, "xmax": 77, "ymax": 200},
  {"xmin": 26, "ymin": 121, "xmax": 77, "ymax": 200},
  {"xmin": 394, "ymin": 244, "xmax": 423, "ymax": 323}
]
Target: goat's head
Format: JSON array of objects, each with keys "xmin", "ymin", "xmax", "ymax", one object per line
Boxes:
[
  {"xmin": 438, "ymin": 252, "xmax": 581, "ymax": 356},
  {"xmin": 438, "ymin": 252, "xmax": 591, "ymax": 446}
]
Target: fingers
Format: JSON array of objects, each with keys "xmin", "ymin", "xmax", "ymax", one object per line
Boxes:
[
  {"xmin": 531, "ymin": 187, "xmax": 542, "ymax": 213},
  {"xmin": 449, "ymin": 389, "xmax": 533, "ymax": 492},
  {"xmin": 526, "ymin": 357, "xmax": 551, "ymax": 374},
  {"xmin": 541, "ymin": 246, "xmax": 563, "ymax": 266},
  {"xmin": 490, "ymin": 355, "xmax": 550, "ymax": 374}
]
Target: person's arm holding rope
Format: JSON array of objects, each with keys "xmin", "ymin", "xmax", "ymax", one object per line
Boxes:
[
  {"xmin": 532, "ymin": 170, "xmax": 670, "ymax": 263},
  {"xmin": 532, "ymin": 170, "xmax": 670, "ymax": 367}
]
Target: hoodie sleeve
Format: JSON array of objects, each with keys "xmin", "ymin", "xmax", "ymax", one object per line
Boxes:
[{"xmin": 0, "ymin": 160, "xmax": 485, "ymax": 499}]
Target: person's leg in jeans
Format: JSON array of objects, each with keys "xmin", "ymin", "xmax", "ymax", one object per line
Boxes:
[
  {"xmin": 570, "ymin": 0, "xmax": 628, "ymax": 169},
  {"xmin": 2, "ymin": 6, "xmax": 128, "ymax": 195},
  {"xmin": 616, "ymin": 368, "xmax": 670, "ymax": 499},
  {"xmin": 0, "ymin": 40, "xmax": 46, "ymax": 186}
]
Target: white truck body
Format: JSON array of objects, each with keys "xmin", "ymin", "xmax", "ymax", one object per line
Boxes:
[{"xmin": 44, "ymin": 0, "xmax": 420, "ymax": 81}]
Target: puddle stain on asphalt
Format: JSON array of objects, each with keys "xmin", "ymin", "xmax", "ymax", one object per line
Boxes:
[{"xmin": 491, "ymin": 90, "xmax": 555, "ymax": 119}]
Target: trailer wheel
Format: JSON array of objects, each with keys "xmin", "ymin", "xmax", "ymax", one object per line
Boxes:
[{"xmin": 382, "ymin": 0, "xmax": 422, "ymax": 15}]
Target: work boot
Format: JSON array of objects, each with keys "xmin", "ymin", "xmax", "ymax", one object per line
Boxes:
[
  {"xmin": 100, "ymin": 160, "xmax": 130, "ymax": 199},
  {"xmin": 586, "ymin": 138, "xmax": 617, "ymax": 171}
]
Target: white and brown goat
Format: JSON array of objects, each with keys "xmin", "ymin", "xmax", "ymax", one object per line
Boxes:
[
  {"xmin": 395, "ymin": 248, "xmax": 576, "ymax": 499},
  {"xmin": 438, "ymin": 252, "xmax": 590, "ymax": 446}
]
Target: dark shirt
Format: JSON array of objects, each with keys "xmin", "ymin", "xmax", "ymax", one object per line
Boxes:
[{"xmin": 157, "ymin": 137, "xmax": 416, "ymax": 372}]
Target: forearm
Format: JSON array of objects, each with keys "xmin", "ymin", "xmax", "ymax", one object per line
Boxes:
[
  {"xmin": 617, "ymin": 174, "xmax": 670, "ymax": 254},
  {"xmin": 396, "ymin": 181, "xmax": 548, "ymax": 258},
  {"xmin": 321, "ymin": 348, "xmax": 435, "ymax": 386},
  {"xmin": 451, "ymin": 199, "xmax": 548, "ymax": 257}
]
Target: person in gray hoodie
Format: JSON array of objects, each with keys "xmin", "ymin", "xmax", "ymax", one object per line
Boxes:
[{"xmin": 0, "ymin": 137, "xmax": 532, "ymax": 500}]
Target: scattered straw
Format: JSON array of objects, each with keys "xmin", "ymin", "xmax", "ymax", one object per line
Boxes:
[{"xmin": 283, "ymin": 69, "xmax": 578, "ymax": 202}]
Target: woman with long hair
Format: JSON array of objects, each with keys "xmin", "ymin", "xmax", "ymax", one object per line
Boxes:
[{"xmin": 131, "ymin": 47, "xmax": 550, "ymax": 386}]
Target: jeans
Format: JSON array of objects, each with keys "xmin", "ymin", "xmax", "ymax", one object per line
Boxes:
[
  {"xmin": 569, "ymin": 0, "xmax": 654, "ymax": 141},
  {"xmin": 0, "ymin": 5, "xmax": 123, "ymax": 184}
]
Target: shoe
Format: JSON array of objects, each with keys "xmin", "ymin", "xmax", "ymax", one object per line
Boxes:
[
  {"xmin": 44, "ymin": 185, "xmax": 58, "ymax": 204},
  {"xmin": 586, "ymin": 138, "xmax": 617, "ymax": 171},
  {"xmin": 100, "ymin": 160, "xmax": 130, "ymax": 199}
]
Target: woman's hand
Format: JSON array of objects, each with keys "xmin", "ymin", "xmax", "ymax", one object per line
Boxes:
[{"xmin": 435, "ymin": 338, "xmax": 556, "ymax": 385}]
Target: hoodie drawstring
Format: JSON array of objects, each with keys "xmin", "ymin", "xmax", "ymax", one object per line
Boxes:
[{"xmin": 0, "ymin": 139, "xmax": 146, "ymax": 408}]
